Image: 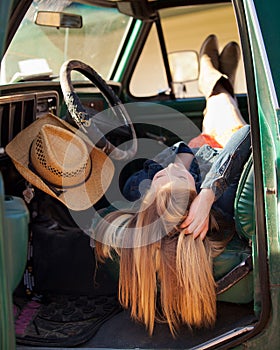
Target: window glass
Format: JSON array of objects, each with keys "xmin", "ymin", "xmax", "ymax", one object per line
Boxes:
[
  {"xmin": 129, "ymin": 24, "xmax": 168, "ymax": 97},
  {"xmin": 0, "ymin": 1, "xmax": 131, "ymax": 84},
  {"xmin": 130, "ymin": 3, "xmax": 246, "ymax": 98}
]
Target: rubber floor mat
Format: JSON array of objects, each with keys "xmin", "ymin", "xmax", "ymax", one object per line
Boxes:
[{"xmin": 14, "ymin": 294, "xmax": 122, "ymax": 347}]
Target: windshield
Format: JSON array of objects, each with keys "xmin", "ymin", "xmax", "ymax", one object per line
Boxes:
[{"xmin": 0, "ymin": 0, "xmax": 131, "ymax": 84}]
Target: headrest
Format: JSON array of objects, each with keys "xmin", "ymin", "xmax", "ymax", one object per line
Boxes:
[{"xmin": 234, "ymin": 155, "xmax": 255, "ymax": 239}]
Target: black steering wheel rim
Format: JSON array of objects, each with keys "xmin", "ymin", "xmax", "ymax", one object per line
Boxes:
[{"xmin": 60, "ymin": 59, "xmax": 137, "ymax": 161}]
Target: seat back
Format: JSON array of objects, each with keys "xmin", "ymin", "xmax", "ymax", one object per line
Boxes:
[
  {"xmin": 234, "ymin": 155, "xmax": 255, "ymax": 240},
  {"xmin": 214, "ymin": 155, "xmax": 255, "ymax": 303}
]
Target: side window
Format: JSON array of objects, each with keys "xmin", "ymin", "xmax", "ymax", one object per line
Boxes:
[
  {"xmin": 130, "ymin": 4, "xmax": 246, "ymax": 98},
  {"xmin": 129, "ymin": 24, "xmax": 169, "ymax": 97}
]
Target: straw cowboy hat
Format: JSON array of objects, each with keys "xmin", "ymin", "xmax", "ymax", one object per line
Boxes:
[{"xmin": 6, "ymin": 113, "xmax": 114, "ymax": 211}]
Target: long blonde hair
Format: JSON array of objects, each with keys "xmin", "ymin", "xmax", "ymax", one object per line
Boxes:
[{"xmin": 94, "ymin": 181, "xmax": 228, "ymax": 336}]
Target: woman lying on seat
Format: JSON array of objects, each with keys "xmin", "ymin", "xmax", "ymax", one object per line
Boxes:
[{"xmin": 90, "ymin": 35, "xmax": 251, "ymax": 336}]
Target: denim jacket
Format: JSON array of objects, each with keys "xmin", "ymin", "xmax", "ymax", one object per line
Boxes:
[
  {"xmin": 123, "ymin": 125, "xmax": 251, "ymax": 207},
  {"xmin": 198, "ymin": 125, "xmax": 251, "ymax": 199}
]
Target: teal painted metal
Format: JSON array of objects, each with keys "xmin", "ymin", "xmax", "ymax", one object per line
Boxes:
[
  {"xmin": 238, "ymin": 0, "xmax": 280, "ymax": 348},
  {"xmin": 244, "ymin": 0, "xmax": 280, "ymax": 283},
  {"xmin": 0, "ymin": 175, "xmax": 16, "ymax": 350},
  {"xmin": 252, "ymin": 0, "xmax": 280, "ymax": 104},
  {"xmin": 113, "ymin": 19, "xmax": 143, "ymax": 81},
  {"xmin": 0, "ymin": 0, "xmax": 13, "ymax": 57}
]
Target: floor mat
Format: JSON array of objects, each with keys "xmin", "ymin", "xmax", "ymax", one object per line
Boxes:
[{"xmin": 14, "ymin": 294, "xmax": 122, "ymax": 347}]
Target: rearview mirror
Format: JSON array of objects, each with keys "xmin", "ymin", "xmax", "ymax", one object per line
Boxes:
[
  {"xmin": 168, "ymin": 50, "xmax": 199, "ymax": 83},
  {"xmin": 35, "ymin": 11, "xmax": 83, "ymax": 29}
]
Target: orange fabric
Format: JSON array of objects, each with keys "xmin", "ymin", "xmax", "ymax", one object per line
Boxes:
[{"xmin": 188, "ymin": 134, "xmax": 223, "ymax": 148}]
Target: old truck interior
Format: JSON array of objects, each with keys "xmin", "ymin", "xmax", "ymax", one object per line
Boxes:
[{"xmin": 0, "ymin": 0, "xmax": 275, "ymax": 349}]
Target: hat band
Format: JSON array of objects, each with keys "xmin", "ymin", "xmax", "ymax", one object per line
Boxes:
[{"xmin": 28, "ymin": 143, "xmax": 93, "ymax": 197}]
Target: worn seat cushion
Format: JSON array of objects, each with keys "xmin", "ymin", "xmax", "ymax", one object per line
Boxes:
[
  {"xmin": 234, "ymin": 155, "xmax": 255, "ymax": 239},
  {"xmin": 213, "ymin": 155, "xmax": 254, "ymax": 303}
]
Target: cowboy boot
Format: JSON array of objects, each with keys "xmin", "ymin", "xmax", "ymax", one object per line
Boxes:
[
  {"xmin": 219, "ymin": 41, "xmax": 241, "ymax": 89},
  {"xmin": 198, "ymin": 34, "xmax": 224, "ymax": 98}
]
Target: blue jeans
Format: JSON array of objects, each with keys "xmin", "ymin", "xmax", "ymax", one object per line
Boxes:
[{"xmin": 122, "ymin": 125, "xmax": 251, "ymax": 220}]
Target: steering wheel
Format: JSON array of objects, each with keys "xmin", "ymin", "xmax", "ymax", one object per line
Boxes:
[{"xmin": 60, "ymin": 60, "xmax": 137, "ymax": 161}]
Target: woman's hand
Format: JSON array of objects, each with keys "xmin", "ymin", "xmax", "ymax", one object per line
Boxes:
[{"xmin": 180, "ymin": 188, "xmax": 215, "ymax": 239}]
